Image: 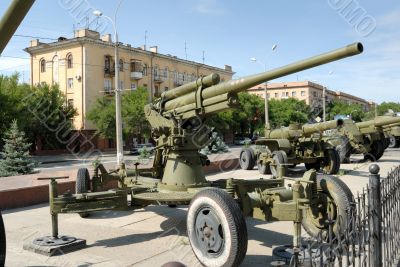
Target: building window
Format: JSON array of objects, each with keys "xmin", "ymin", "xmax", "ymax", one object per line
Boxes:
[
  {"xmin": 104, "ymin": 79, "xmax": 112, "ymax": 92},
  {"xmin": 274, "ymin": 93, "xmax": 278, "ymax": 98},
  {"xmin": 40, "ymin": 58, "xmax": 46, "ymax": 72},
  {"xmin": 143, "ymin": 64, "xmax": 148, "ymax": 76},
  {"xmin": 67, "ymin": 78, "xmax": 73, "ymax": 89},
  {"xmin": 67, "ymin": 99, "xmax": 74, "ymax": 108},
  {"xmin": 164, "ymin": 86, "xmax": 168, "ymax": 92},
  {"xmin": 119, "ymin": 59, "xmax": 124, "ymax": 72},
  {"xmin": 67, "ymin": 54, "xmax": 73, "ymax": 68},
  {"xmin": 292, "ymin": 91, "xmax": 296, "ymax": 97},
  {"xmin": 301, "ymin": 91, "xmax": 305, "ymax": 96},
  {"xmin": 119, "ymin": 80, "xmax": 124, "ymax": 89},
  {"xmin": 313, "ymin": 91, "xmax": 317, "ymax": 97},
  {"xmin": 105, "ymin": 55, "xmax": 111, "ymax": 70},
  {"xmin": 164, "ymin": 67, "xmax": 169, "ymax": 79},
  {"xmin": 131, "ymin": 83, "xmax": 137, "ymax": 90},
  {"xmin": 267, "ymin": 93, "xmax": 270, "ymax": 98}
]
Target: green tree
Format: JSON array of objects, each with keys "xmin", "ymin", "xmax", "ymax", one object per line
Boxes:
[
  {"xmin": 87, "ymin": 87, "xmax": 150, "ymax": 139},
  {"xmin": 25, "ymin": 83, "xmax": 77, "ymax": 149},
  {"xmin": 208, "ymin": 92, "xmax": 264, "ymax": 136},
  {"xmin": 377, "ymin": 102, "xmax": 400, "ymax": 115},
  {"xmin": 269, "ymin": 98, "xmax": 311, "ymax": 127},
  {"xmin": 0, "ymin": 120, "xmax": 37, "ymax": 177},
  {"xmin": 326, "ymin": 100, "xmax": 364, "ymax": 122}
]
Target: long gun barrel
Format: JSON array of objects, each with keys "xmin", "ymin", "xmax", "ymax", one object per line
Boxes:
[
  {"xmin": 160, "ymin": 42, "xmax": 363, "ymax": 118},
  {"xmin": 266, "ymin": 119, "xmax": 343, "ymax": 139},
  {"xmin": 0, "ymin": 0, "xmax": 35, "ymax": 54},
  {"xmin": 356, "ymin": 116, "xmax": 400, "ymax": 129}
]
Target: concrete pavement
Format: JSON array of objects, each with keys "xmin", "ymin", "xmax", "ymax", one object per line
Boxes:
[{"xmin": 3, "ymin": 148, "xmax": 400, "ymax": 266}]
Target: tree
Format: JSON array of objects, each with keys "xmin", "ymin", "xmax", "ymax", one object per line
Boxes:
[
  {"xmin": 25, "ymin": 83, "xmax": 77, "ymax": 150},
  {"xmin": 326, "ymin": 100, "xmax": 365, "ymax": 122},
  {"xmin": 208, "ymin": 93, "xmax": 311, "ymax": 136},
  {"xmin": 268, "ymin": 98, "xmax": 311, "ymax": 127},
  {"xmin": 0, "ymin": 75, "xmax": 77, "ymax": 151},
  {"xmin": 0, "ymin": 120, "xmax": 37, "ymax": 177},
  {"xmin": 87, "ymin": 87, "xmax": 150, "ymax": 139},
  {"xmin": 377, "ymin": 102, "xmax": 400, "ymax": 115}
]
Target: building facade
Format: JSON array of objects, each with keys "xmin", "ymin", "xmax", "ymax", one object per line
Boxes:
[
  {"xmin": 25, "ymin": 29, "xmax": 233, "ymax": 149},
  {"xmin": 248, "ymin": 81, "xmax": 373, "ymax": 114}
]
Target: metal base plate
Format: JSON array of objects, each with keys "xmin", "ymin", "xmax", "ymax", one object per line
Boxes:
[
  {"xmin": 23, "ymin": 236, "xmax": 86, "ymax": 256},
  {"xmin": 272, "ymin": 244, "xmax": 326, "ymax": 266}
]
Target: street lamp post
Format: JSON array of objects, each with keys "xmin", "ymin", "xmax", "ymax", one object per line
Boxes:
[
  {"xmin": 94, "ymin": 0, "xmax": 125, "ymax": 167},
  {"xmin": 250, "ymin": 44, "xmax": 277, "ymax": 131}
]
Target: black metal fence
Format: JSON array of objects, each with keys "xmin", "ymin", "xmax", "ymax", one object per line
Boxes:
[{"xmin": 281, "ymin": 164, "xmax": 400, "ymax": 266}]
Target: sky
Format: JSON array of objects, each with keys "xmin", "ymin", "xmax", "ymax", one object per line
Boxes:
[{"xmin": 0, "ymin": 0, "xmax": 399, "ymax": 103}]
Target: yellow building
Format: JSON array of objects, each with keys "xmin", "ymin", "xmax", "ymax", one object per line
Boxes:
[
  {"xmin": 248, "ymin": 81, "xmax": 373, "ymax": 114},
  {"xmin": 24, "ymin": 29, "xmax": 233, "ymax": 149}
]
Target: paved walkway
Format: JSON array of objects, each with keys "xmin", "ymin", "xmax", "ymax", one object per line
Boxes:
[{"xmin": 3, "ymin": 148, "xmax": 400, "ymax": 266}]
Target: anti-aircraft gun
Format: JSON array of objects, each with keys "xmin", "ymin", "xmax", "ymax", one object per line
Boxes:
[
  {"xmin": 240, "ymin": 119, "xmax": 344, "ymax": 176},
  {"xmin": 35, "ymin": 43, "xmax": 363, "ymax": 266},
  {"xmin": 0, "ymin": 0, "xmax": 35, "ymax": 265},
  {"xmin": 355, "ymin": 115, "xmax": 400, "ymax": 160}
]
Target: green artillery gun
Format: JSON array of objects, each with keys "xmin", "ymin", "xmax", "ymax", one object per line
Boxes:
[
  {"xmin": 355, "ymin": 116, "xmax": 400, "ymax": 161},
  {"xmin": 240, "ymin": 119, "xmax": 343, "ymax": 176},
  {"xmin": 324, "ymin": 119, "xmax": 371, "ymax": 163},
  {"xmin": 384, "ymin": 123, "xmax": 400, "ymax": 148},
  {"xmin": 34, "ymin": 43, "xmax": 363, "ymax": 266},
  {"xmin": 0, "ymin": 0, "xmax": 35, "ymax": 265}
]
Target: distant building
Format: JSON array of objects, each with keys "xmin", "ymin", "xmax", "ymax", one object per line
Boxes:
[
  {"xmin": 24, "ymin": 29, "xmax": 233, "ymax": 149},
  {"xmin": 248, "ymin": 81, "xmax": 374, "ymax": 114}
]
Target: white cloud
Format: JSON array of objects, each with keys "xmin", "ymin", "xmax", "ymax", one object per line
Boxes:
[{"xmin": 0, "ymin": 56, "xmax": 30, "ymax": 76}]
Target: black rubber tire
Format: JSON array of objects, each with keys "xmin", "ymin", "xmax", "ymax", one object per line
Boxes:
[
  {"xmin": 0, "ymin": 211, "xmax": 5, "ymax": 267},
  {"xmin": 270, "ymin": 151, "xmax": 288, "ymax": 177},
  {"xmin": 76, "ymin": 168, "xmax": 91, "ymax": 218},
  {"xmin": 384, "ymin": 138, "xmax": 390, "ymax": 149},
  {"xmin": 321, "ymin": 149, "xmax": 340, "ymax": 175},
  {"xmin": 336, "ymin": 139, "xmax": 352, "ymax": 164},
  {"xmin": 388, "ymin": 135, "xmax": 398, "ymax": 149},
  {"xmin": 374, "ymin": 140, "xmax": 385, "ymax": 160},
  {"xmin": 302, "ymin": 175, "xmax": 353, "ymax": 239},
  {"xmin": 239, "ymin": 148, "xmax": 255, "ymax": 170},
  {"xmin": 187, "ymin": 188, "xmax": 248, "ymax": 267},
  {"xmin": 305, "ymin": 161, "xmax": 321, "ymax": 172},
  {"xmin": 257, "ymin": 154, "xmax": 271, "ymax": 175}
]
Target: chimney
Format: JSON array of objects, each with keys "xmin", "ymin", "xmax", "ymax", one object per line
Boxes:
[
  {"xmin": 224, "ymin": 65, "xmax": 232, "ymax": 72},
  {"xmin": 150, "ymin": 46, "xmax": 158, "ymax": 53},
  {"xmin": 30, "ymin": 39, "xmax": 40, "ymax": 47},
  {"xmin": 101, "ymin": 34, "xmax": 112, "ymax": 42}
]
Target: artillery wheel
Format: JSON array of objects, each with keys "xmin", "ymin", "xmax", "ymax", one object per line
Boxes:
[
  {"xmin": 302, "ymin": 175, "xmax": 353, "ymax": 239},
  {"xmin": 389, "ymin": 135, "xmax": 398, "ymax": 148},
  {"xmin": 270, "ymin": 151, "xmax": 288, "ymax": 177},
  {"xmin": 336, "ymin": 140, "xmax": 352, "ymax": 163},
  {"xmin": 257, "ymin": 154, "xmax": 271, "ymax": 175},
  {"xmin": 187, "ymin": 188, "xmax": 247, "ymax": 267},
  {"xmin": 364, "ymin": 140, "xmax": 384, "ymax": 161},
  {"xmin": 239, "ymin": 148, "xmax": 255, "ymax": 170},
  {"xmin": 321, "ymin": 149, "xmax": 340, "ymax": 174},
  {"xmin": 0, "ymin": 211, "xmax": 5, "ymax": 266},
  {"xmin": 76, "ymin": 168, "xmax": 91, "ymax": 218}
]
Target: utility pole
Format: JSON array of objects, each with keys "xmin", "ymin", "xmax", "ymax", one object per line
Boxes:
[{"xmin": 93, "ymin": 0, "xmax": 125, "ymax": 167}]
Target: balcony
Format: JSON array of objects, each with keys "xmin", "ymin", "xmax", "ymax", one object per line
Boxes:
[
  {"xmin": 153, "ymin": 75, "xmax": 165, "ymax": 83},
  {"xmin": 130, "ymin": 71, "xmax": 143, "ymax": 80},
  {"xmin": 104, "ymin": 87, "xmax": 114, "ymax": 95},
  {"xmin": 174, "ymin": 79, "xmax": 184, "ymax": 86}
]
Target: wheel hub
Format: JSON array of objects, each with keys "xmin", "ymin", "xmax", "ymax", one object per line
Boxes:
[{"xmin": 195, "ymin": 208, "xmax": 224, "ymax": 255}]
